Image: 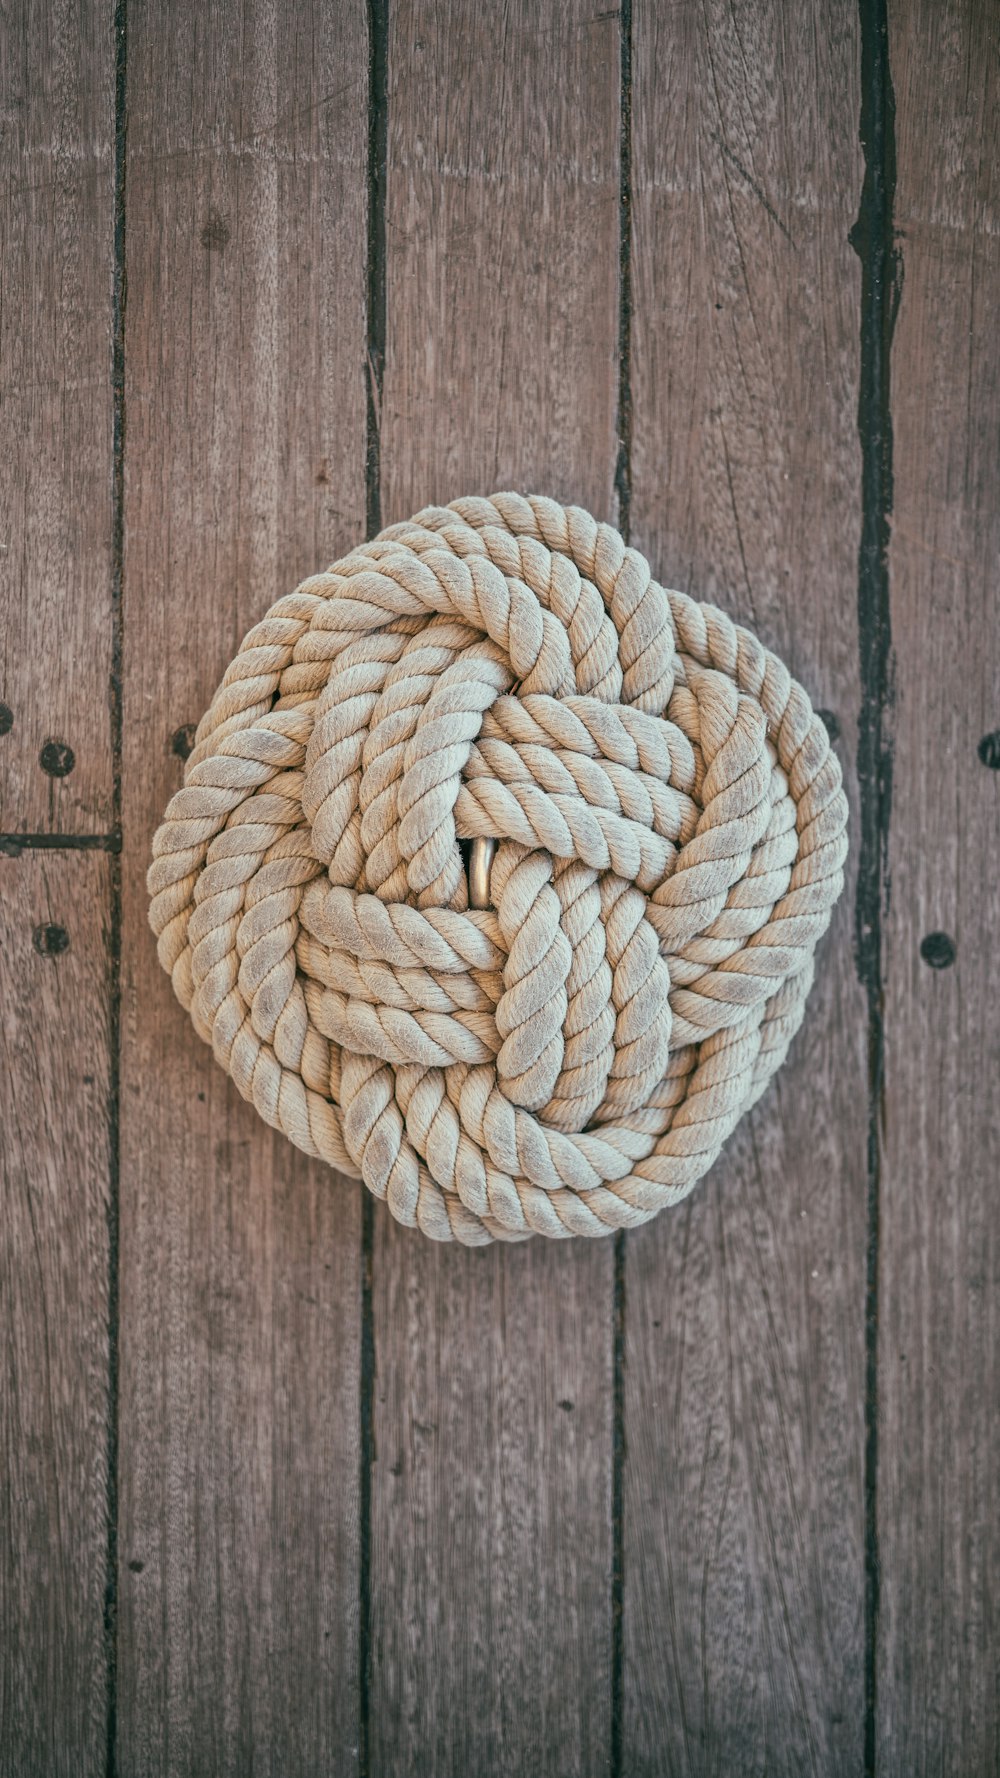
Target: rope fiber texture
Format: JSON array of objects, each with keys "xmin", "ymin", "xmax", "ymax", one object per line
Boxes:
[{"xmin": 148, "ymin": 494, "xmax": 848, "ymax": 1245}]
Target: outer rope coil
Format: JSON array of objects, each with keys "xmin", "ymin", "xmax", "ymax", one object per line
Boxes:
[{"xmin": 148, "ymin": 494, "xmax": 848, "ymax": 1245}]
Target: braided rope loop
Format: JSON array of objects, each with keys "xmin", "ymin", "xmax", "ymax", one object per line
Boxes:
[{"xmin": 148, "ymin": 494, "xmax": 848, "ymax": 1244}]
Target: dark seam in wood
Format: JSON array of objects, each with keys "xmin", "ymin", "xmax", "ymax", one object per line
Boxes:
[
  {"xmin": 611, "ymin": 1228, "xmax": 627, "ymax": 1776},
  {"xmin": 0, "ymin": 830, "xmax": 122, "ymax": 856},
  {"xmin": 358, "ymin": 1192, "xmax": 375, "ymax": 1778},
  {"xmin": 850, "ymin": 3, "xmax": 899, "ymax": 1772},
  {"xmin": 610, "ymin": 5, "xmax": 632, "ymax": 1772},
  {"xmin": 365, "ymin": 0, "xmax": 388, "ymax": 544},
  {"xmin": 359, "ymin": 4, "xmax": 387, "ymax": 1773},
  {"xmin": 104, "ymin": 1, "xmax": 128, "ymax": 1772},
  {"xmin": 613, "ymin": 0, "xmax": 633, "ymax": 542}
]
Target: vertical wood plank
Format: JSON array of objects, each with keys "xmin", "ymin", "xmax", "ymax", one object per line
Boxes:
[
  {"xmin": 878, "ymin": 4, "xmax": 999, "ymax": 1769},
  {"xmin": 624, "ymin": 4, "xmax": 867, "ymax": 1770},
  {"xmin": 0, "ymin": 0, "xmax": 115, "ymax": 834},
  {"xmin": 117, "ymin": 1, "xmax": 368, "ymax": 1770},
  {"xmin": 381, "ymin": 0, "xmax": 620, "ymax": 518},
  {"xmin": 1, "ymin": 852, "xmax": 112, "ymax": 1776},
  {"xmin": 370, "ymin": 3, "xmax": 621, "ymax": 1772}
]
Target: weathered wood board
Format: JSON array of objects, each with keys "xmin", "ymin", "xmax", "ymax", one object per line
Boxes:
[
  {"xmin": 115, "ymin": 1, "xmax": 368, "ymax": 1771},
  {"xmin": 1, "ymin": 0, "xmax": 998, "ymax": 1772},
  {"xmin": 877, "ymin": 3, "xmax": 1000, "ymax": 1771},
  {"xmin": 369, "ymin": 2, "xmax": 621, "ymax": 1771},
  {"xmin": 0, "ymin": 0, "xmax": 116, "ymax": 834},
  {"xmin": 623, "ymin": 2, "xmax": 868, "ymax": 1770},
  {"xmin": 1, "ymin": 852, "xmax": 112, "ymax": 1776}
]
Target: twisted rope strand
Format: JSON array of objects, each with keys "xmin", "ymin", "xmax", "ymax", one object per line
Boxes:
[{"xmin": 149, "ymin": 494, "xmax": 848, "ymax": 1243}]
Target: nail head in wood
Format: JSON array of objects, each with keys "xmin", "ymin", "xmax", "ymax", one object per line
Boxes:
[
  {"xmin": 977, "ymin": 730, "xmax": 1000, "ymax": 769},
  {"xmin": 920, "ymin": 931, "xmax": 956, "ymax": 970},
  {"xmin": 171, "ymin": 724, "xmax": 197, "ymax": 760},
  {"xmin": 33, "ymin": 922, "xmax": 70, "ymax": 957},
  {"xmin": 39, "ymin": 738, "xmax": 75, "ymax": 777}
]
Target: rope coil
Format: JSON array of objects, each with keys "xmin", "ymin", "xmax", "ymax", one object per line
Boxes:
[{"xmin": 148, "ymin": 493, "xmax": 848, "ymax": 1244}]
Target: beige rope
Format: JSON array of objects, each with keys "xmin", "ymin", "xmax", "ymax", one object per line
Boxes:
[{"xmin": 148, "ymin": 494, "xmax": 848, "ymax": 1245}]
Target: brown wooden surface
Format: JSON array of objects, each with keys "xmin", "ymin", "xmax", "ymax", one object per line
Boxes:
[
  {"xmin": 623, "ymin": 4, "xmax": 868, "ymax": 1771},
  {"xmin": 878, "ymin": 4, "xmax": 1000, "ymax": 1772},
  {"xmin": 115, "ymin": 1, "xmax": 368, "ymax": 1772},
  {"xmin": 2, "ymin": 0, "xmax": 998, "ymax": 1773},
  {"xmin": 369, "ymin": 3, "xmax": 619, "ymax": 1772},
  {"xmin": 0, "ymin": 0, "xmax": 115, "ymax": 834},
  {"xmin": 1, "ymin": 853, "xmax": 112, "ymax": 1776}
]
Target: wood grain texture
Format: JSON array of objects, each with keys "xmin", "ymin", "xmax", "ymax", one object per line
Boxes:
[
  {"xmin": 369, "ymin": 3, "xmax": 621, "ymax": 1772},
  {"xmin": 0, "ymin": 0, "xmax": 115, "ymax": 834},
  {"xmin": 116, "ymin": 1, "xmax": 368, "ymax": 1770},
  {"xmin": 877, "ymin": 3, "xmax": 1000, "ymax": 1770},
  {"xmin": 623, "ymin": 4, "xmax": 867, "ymax": 1771},
  {"xmin": 1, "ymin": 852, "xmax": 111, "ymax": 1776},
  {"xmin": 380, "ymin": 0, "xmax": 621, "ymax": 518},
  {"xmin": 5, "ymin": 1, "xmax": 999, "ymax": 1771}
]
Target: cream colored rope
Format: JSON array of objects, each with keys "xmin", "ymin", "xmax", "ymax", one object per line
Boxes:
[{"xmin": 148, "ymin": 494, "xmax": 848, "ymax": 1245}]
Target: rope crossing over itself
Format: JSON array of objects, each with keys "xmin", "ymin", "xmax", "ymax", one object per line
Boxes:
[{"xmin": 148, "ymin": 494, "xmax": 849, "ymax": 1244}]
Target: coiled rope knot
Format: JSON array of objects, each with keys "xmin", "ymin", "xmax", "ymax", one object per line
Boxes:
[{"xmin": 148, "ymin": 493, "xmax": 848, "ymax": 1245}]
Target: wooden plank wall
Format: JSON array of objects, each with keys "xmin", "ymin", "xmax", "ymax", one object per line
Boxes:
[{"xmin": 1, "ymin": 1, "xmax": 997, "ymax": 1775}]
